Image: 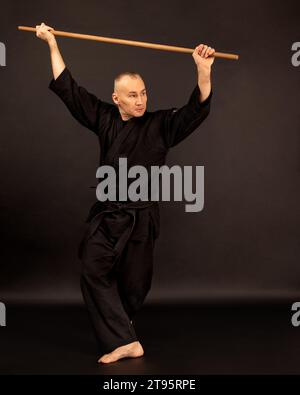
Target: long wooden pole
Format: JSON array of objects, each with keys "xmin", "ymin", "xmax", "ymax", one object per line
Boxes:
[{"xmin": 18, "ymin": 26, "xmax": 239, "ymax": 60}]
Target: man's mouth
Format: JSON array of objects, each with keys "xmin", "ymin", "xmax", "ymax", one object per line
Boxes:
[{"xmin": 136, "ymin": 108, "xmax": 144, "ymax": 112}]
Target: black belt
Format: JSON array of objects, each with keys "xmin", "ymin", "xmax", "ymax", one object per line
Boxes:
[{"xmin": 78, "ymin": 200, "xmax": 155, "ymax": 261}]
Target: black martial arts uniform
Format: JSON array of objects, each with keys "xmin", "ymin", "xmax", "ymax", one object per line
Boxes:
[{"xmin": 49, "ymin": 67, "xmax": 212, "ymax": 354}]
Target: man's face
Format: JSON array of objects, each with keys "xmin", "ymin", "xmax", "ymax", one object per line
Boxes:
[{"xmin": 112, "ymin": 76, "xmax": 147, "ymax": 120}]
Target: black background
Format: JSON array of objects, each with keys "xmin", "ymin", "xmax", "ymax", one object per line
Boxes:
[{"xmin": 1, "ymin": 0, "xmax": 300, "ymax": 305}]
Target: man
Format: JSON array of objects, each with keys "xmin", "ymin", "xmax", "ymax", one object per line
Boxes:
[{"xmin": 36, "ymin": 22, "xmax": 215, "ymax": 364}]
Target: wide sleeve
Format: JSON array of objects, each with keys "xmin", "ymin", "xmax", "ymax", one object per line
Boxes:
[
  {"xmin": 48, "ymin": 67, "xmax": 113, "ymax": 134},
  {"xmin": 161, "ymin": 85, "xmax": 212, "ymax": 149}
]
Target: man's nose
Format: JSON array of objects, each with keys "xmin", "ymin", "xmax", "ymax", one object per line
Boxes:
[{"xmin": 136, "ymin": 96, "xmax": 143, "ymax": 105}]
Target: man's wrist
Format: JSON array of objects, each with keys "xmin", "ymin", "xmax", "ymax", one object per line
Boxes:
[
  {"xmin": 197, "ymin": 65, "xmax": 211, "ymax": 79},
  {"xmin": 197, "ymin": 72, "xmax": 212, "ymax": 103},
  {"xmin": 48, "ymin": 38, "xmax": 57, "ymax": 50}
]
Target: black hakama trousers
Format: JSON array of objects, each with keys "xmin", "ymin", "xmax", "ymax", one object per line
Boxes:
[{"xmin": 79, "ymin": 202, "xmax": 156, "ymax": 354}]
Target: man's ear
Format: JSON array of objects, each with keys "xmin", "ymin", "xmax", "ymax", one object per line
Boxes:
[{"xmin": 112, "ymin": 92, "xmax": 119, "ymax": 105}]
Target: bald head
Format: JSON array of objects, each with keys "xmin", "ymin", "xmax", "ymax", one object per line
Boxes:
[
  {"xmin": 112, "ymin": 71, "xmax": 147, "ymax": 121},
  {"xmin": 114, "ymin": 72, "xmax": 144, "ymax": 93}
]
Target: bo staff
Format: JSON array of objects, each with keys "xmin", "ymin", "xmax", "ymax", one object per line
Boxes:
[{"xmin": 18, "ymin": 26, "xmax": 239, "ymax": 60}]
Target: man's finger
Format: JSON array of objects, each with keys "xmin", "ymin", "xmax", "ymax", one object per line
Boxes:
[
  {"xmin": 207, "ymin": 47, "xmax": 214, "ymax": 57},
  {"xmin": 205, "ymin": 47, "xmax": 211, "ymax": 58},
  {"xmin": 42, "ymin": 25, "xmax": 54, "ymax": 31},
  {"xmin": 197, "ymin": 44, "xmax": 204, "ymax": 53},
  {"xmin": 200, "ymin": 45, "xmax": 208, "ymax": 57}
]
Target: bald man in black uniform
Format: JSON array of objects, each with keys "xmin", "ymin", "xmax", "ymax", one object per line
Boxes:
[{"xmin": 36, "ymin": 22, "xmax": 215, "ymax": 364}]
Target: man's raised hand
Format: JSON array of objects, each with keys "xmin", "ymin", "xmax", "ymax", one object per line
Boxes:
[
  {"xmin": 193, "ymin": 44, "xmax": 215, "ymax": 71},
  {"xmin": 36, "ymin": 22, "xmax": 55, "ymax": 44}
]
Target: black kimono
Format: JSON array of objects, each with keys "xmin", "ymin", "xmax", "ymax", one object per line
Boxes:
[{"xmin": 49, "ymin": 67, "xmax": 212, "ymax": 354}]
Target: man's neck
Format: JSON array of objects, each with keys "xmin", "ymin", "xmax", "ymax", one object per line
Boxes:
[{"xmin": 119, "ymin": 110, "xmax": 133, "ymax": 121}]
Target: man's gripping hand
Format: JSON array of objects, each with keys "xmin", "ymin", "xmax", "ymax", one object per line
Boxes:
[
  {"xmin": 36, "ymin": 22, "xmax": 56, "ymax": 44},
  {"xmin": 192, "ymin": 44, "xmax": 215, "ymax": 72}
]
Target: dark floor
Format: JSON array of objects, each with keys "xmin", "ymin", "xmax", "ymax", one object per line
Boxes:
[{"xmin": 0, "ymin": 303, "xmax": 299, "ymax": 375}]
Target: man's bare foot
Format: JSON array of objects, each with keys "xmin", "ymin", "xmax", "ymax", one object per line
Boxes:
[{"xmin": 98, "ymin": 341, "xmax": 144, "ymax": 364}]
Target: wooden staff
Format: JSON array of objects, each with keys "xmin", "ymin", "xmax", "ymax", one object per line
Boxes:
[{"xmin": 18, "ymin": 25, "xmax": 239, "ymax": 60}]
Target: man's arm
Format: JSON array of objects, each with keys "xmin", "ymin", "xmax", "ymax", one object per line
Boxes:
[
  {"xmin": 36, "ymin": 22, "xmax": 65, "ymax": 79},
  {"xmin": 35, "ymin": 22, "xmax": 113, "ymax": 133},
  {"xmin": 192, "ymin": 44, "xmax": 215, "ymax": 103},
  {"xmin": 161, "ymin": 43, "xmax": 214, "ymax": 149}
]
